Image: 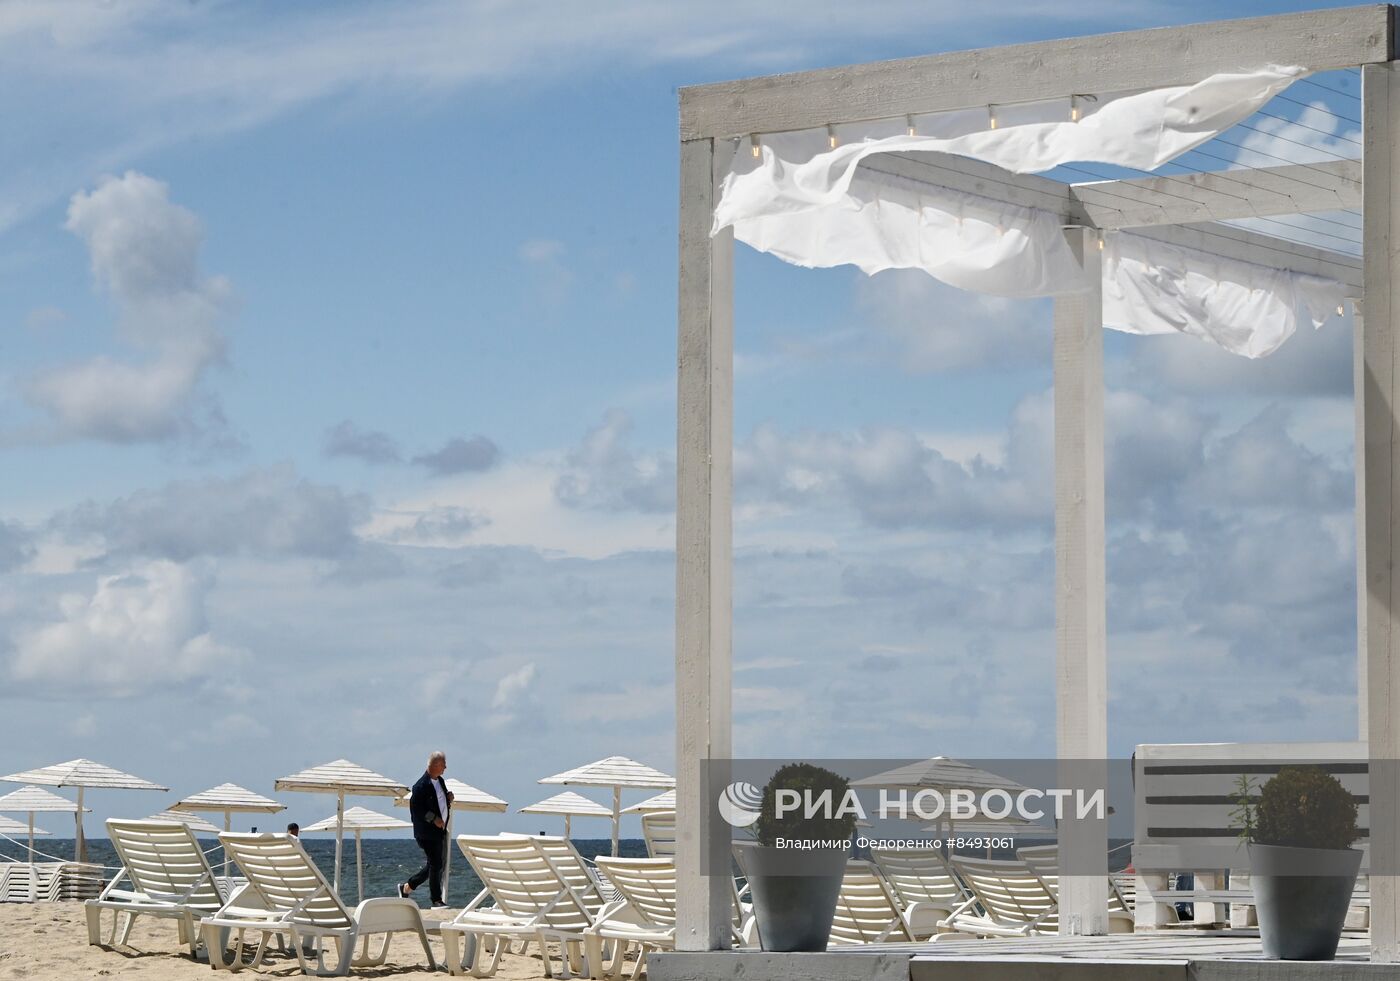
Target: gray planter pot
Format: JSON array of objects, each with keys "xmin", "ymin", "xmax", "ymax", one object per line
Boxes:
[
  {"xmin": 735, "ymin": 841, "xmax": 847, "ymax": 952},
  {"xmin": 1249, "ymin": 842, "xmax": 1362, "ymax": 960}
]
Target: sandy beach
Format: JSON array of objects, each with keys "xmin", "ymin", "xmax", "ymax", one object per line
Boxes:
[{"xmin": 0, "ymin": 902, "xmax": 555, "ymax": 980}]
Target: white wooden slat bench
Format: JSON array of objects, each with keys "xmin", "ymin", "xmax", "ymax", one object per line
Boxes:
[{"xmin": 1131, "ymin": 741, "xmax": 1369, "ymax": 930}]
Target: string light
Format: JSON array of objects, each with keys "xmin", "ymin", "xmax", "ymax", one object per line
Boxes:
[
  {"xmin": 827, "ymin": 124, "xmax": 838, "ymax": 149},
  {"xmin": 1338, "ymin": 304, "xmax": 1346, "ymax": 316},
  {"xmin": 749, "ymin": 134, "xmax": 761, "ymax": 159},
  {"xmin": 1070, "ymin": 96, "xmax": 1080, "ymax": 123},
  {"xmin": 988, "ymin": 106, "xmax": 998, "ymax": 130},
  {"xmin": 906, "ymin": 114, "xmax": 916, "ymax": 137}
]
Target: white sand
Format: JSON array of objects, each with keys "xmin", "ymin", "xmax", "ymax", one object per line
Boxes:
[{"xmin": 0, "ymin": 901, "xmax": 559, "ymax": 979}]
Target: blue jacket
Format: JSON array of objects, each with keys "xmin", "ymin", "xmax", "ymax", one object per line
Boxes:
[{"xmin": 409, "ymin": 772, "xmax": 453, "ymax": 843}]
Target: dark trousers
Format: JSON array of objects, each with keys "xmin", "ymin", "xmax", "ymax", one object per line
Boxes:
[{"xmin": 409, "ymin": 834, "xmax": 445, "ymax": 903}]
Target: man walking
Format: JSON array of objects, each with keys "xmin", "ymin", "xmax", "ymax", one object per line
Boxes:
[{"xmin": 399, "ymin": 750, "xmax": 454, "ymax": 907}]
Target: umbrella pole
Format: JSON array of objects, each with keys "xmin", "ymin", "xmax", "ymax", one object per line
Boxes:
[
  {"xmin": 442, "ymin": 806, "xmax": 453, "ymax": 904},
  {"xmin": 356, "ymin": 831, "xmax": 364, "ymax": 905},
  {"xmin": 28, "ymin": 811, "xmax": 36, "ymax": 903},
  {"xmin": 75, "ymin": 786, "xmax": 85, "ymax": 864},
  {"xmin": 334, "ymin": 792, "xmax": 345, "ymax": 897},
  {"xmin": 223, "ymin": 811, "xmax": 232, "ymax": 882},
  {"xmin": 611, "ymin": 786, "xmax": 620, "ymax": 857},
  {"xmin": 565, "ymin": 814, "xmax": 571, "ymax": 840}
]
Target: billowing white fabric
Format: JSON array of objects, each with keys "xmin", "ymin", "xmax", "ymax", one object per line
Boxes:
[
  {"xmin": 734, "ymin": 170, "xmax": 1085, "ymax": 297},
  {"xmin": 1103, "ymin": 232, "xmax": 1344, "ymax": 358},
  {"xmin": 714, "ymin": 66, "xmax": 1304, "ymax": 235},
  {"xmin": 710, "ymin": 64, "xmax": 1343, "ymax": 357}
]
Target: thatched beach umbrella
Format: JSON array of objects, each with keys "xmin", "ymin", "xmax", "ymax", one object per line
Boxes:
[
  {"xmin": 539, "ymin": 756, "xmax": 674, "ymax": 856},
  {"xmin": 621, "ymin": 790, "xmax": 675, "ymax": 814},
  {"xmin": 394, "ymin": 777, "xmax": 507, "ymax": 902},
  {"xmin": 854, "ymin": 757, "xmax": 1034, "ymax": 841},
  {"xmin": 172, "ymin": 783, "xmax": 284, "ymax": 880},
  {"xmin": 304, "ymin": 806, "xmax": 411, "ymax": 904},
  {"xmin": 146, "ymin": 811, "xmax": 223, "ymax": 835},
  {"xmin": 520, "ymin": 791, "xmax": 612, "ymax": 839},
  {"xmin": 0, "ymin": 760, "xmax": 165, "ymax": 863},
  {"xmin": 275, "ymin": 760, "xmax": 407, "ymax": 896},
  {"xmin": 0, "ymin": 785, "xmax": 88, "ymax": 902}
]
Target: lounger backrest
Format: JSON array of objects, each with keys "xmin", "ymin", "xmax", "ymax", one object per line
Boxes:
[
  {"xmin": 107, "ymin": 818, "xmax": 225, "ymax": 912},
  {"xmin": 594, "ymin": 856, "xmax": 677, "ymax": 928},
  {"xmin": 458, "ymin": 834, "xmax": 593, "ymax": 931},
  {"xmin": 950, "ymin": 855, "xmax": 1057, "ymax": 932},
  {"xmin": 1017, "ymin": 843, "xmax": 1132, "ymax": 914},
  {"xmin": 642, "ymin": 811, "xmax": 678, "ymax": 857},
  {"xmin": 218, "ymin": 832, "xmax": 352, "ymax": 929},
  {"xmin": 827, "ymin": 861, "xmax": 913, "ymax": 945},
  {"xmin": 870, "ymin": 848, "xmax": 965, "ymax": 911}
]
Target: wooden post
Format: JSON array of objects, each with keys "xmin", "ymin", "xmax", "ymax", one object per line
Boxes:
[
  {"xmin": 1363, "ymin": 62, "xmax": 1400, "ymax": 964},
  {"xmin": 676, "ymin": 135, "xmax": 735, "ymax": 951},
  {"xmin": 1357, "ymin": 301, "xmax": 1369, "ymax": 741},
  {"xmin": 1054, "ymin": 226, "xmax": 1109, "ymax": 936}
]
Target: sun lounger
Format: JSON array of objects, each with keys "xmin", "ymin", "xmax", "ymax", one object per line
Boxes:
[
  {"xmin": 870, "ymin": 847, "xmax": 968, "ymax": 940},
  {"xmin": 641, "ymin": 811, "xmax": 677, "ymax": 858},
  {"xmin": 827, "ymin": 861, "xmax": 915, "ymax": 945},
  {"xmin": 585, "ymin": 857, "xmax": 679, "ymax": 979},
  {"xmin": 440, "ymin": 834, "xmax": 603, "ymax": 978},
  {"xmin": 938, "ymin": 855, "xmax": 1060, "ymax": 938},
  {"xmin": 199, "ymin": 832, "xmax": 434, "ymax": 976},
  {"xmin": 1016, "ymin": 844, "xmax": 1137, "ymax": 925},
  {"xmin": 85, "ymin": 818, "xmax": 231, "ymax": 956}
]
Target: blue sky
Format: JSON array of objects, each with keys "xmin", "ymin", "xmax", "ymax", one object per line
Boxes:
[{"xmin": 0, "ymin": 0, "xmax": 1369, "ymax": 835}]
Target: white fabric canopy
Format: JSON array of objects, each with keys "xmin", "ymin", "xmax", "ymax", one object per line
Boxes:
[
  {"xmin": 1104, "ymin": 231, "xmax": 1345, "ymax": 358},
  {"xmin": 711, "ymin": 64, "xmax": 1343, "ymax": 357}
]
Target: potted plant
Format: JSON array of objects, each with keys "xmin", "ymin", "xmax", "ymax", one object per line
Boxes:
[
  {"xmin": 733, "ymin": 763, "xmax": 856, "ymax": 951},
  {"xmin": 1232, "ymin": 766, "xmax": 1362, "ymax": 960}
]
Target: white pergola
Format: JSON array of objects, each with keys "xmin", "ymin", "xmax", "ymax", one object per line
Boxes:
[{"xmin": 673, "ymin": 5, "xmax": 1400, "ymax": 962}]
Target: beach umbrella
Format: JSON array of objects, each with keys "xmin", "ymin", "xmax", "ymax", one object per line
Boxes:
[
  {"xmin": 394, "ymin": 777, "xmax": 507, "ymax": 902},
  {"xmin": 0, "ymin": 785, "xmax": 87, "ymax": 902},
  {"xmin": 853, "ymin": 757, "xmax": 1034, "ymax": 841},
  {"xmin": 539, "ymin": 756, "xmax": 674, "ymax": 856},
  {"xmin": 303, "ymin": 806, "xmax": 411, "ymax": 904},
  {"xmin": 275, "ymin": 760, "xmax": 408, "ymax": 896},
  {"xmin": 621, "ymin": 789, "xmax": 675, "ymax": 814},
  {"xmin": 0, "ymin": 760, "xmax": 164, "ymax": 863},
  {"xmin": 520, "ymin": 791, "xmax": 612, "ymax": 839},
  {"xmin": 0, "ymin": 814, "xmax": 50, "ymax": 837},
  {"xmin": 146, "ymin": 810, "xmax": 223, "ymax": 835},
  {"xmin": 171, "ymin": 783, "xmax": 284, "ymax": 880}
]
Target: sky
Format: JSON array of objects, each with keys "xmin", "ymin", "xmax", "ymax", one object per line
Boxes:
[{"xmin": 0, "ymin": 0, "xmax": 1371, "ymax": 838}]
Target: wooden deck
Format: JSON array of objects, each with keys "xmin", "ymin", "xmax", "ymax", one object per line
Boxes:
[{"xmin": 653, "ymin": 934, "xmax": 1395, "ymax": 981}]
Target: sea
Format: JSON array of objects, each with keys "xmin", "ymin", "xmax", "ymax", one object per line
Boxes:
[{"xmin": 0, "ymin": 836, "xmax": 649, "ymax": 908}]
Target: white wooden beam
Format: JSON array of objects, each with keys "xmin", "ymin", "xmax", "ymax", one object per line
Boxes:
[
  {"xmin": 675, "ymin": 136, "xmax": 735, "ymax": 952},
  {"xmin": 682, "ymin": 5, "xmax": 1394, "ymax": 140},
  {"xmin": 1072, "ymin": 160, "xmax": 1361, "ymax": 230},
  {"xmin": 1357, "ymin": 302, "xmax": 1370, "ymax": 741},
  {"xmin": 1054, "ymin": 226, "xmax": 1110, "ymax": 937},
  {"xmin": 1131, "ymin": 221, "xmax": 1364, "ymax": 291},
  {"xmin": 1362, "ymin": 60, "xmax": 1400, "ymax": 965}
]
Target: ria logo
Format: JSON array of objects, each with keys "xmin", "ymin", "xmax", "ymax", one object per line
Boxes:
[{"xmin": 716, "ymin": 781, "xmax": 763, "ymax": 827}]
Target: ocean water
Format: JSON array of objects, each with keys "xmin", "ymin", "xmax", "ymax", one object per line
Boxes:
[{"xmin": 0, "ymin": 836, "xmax": 648, "ymax": 908}]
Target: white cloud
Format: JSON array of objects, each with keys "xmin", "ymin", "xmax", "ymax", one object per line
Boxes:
[
  {"xmin": 555, "ymin": 410, "xmax": 673, "ymax": 514},
  {"xmin": 492, "ymin": 662, "xmax": 537, "ymax": 710},
  {"xmin": 19, "ymin": 172, "xmax": 232, "ymax": 443},
  {"xmin": 8, "ymin": 559, "xmax": 244, "ymax": 697}
]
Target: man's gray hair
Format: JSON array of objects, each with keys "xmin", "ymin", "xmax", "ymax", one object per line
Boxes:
[{"xmin": 428, "ymin": 750, "xmax": 446, "ymax": 765}]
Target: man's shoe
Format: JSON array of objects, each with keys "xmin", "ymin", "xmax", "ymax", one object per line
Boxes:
[
  {"xmin": 397, "ymin": 883, "xmax": 411, "ymax": 899},
  {"xmin": 431, "ymin": 901, "xmax": 449, "ymax": 909}
]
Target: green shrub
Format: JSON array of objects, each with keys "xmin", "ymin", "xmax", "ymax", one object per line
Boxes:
[
  {"xmin": 752, "ymin": 763, "xmax": 857, "ymax": 848},
  {"xmin": 1253, "ymin": 765, "xmax": 1359, "ymax": 851}
]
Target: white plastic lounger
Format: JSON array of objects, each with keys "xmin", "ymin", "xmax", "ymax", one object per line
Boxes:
[
  {"xmin": 85, "ymin": 818, "xmax": 231, "ymax": 956},
  {"xmin": 586, "ymin": 857, "xmax": 679, "ymax": 979},
  {"xmin": 1016, "ymin": 844, "xmax": 1136, "ymax": 930},
  {"xmin": 826, "ymin": 861, "xmax": 914, "ymax": 946},
  {"xmin": 199, "ymin": 832, "xmax": 434, "ymax": 976},
  {"xmin": 870, "ymin": 847, "xmax": 967, "ymax": 940},
  {"xmin": 441, "ymin": 834, "xmax": 602, "ymax": 979},
  {"xmin": 939, "ymin": 855, "xmax": 1060, "ymax": 938},
  {"xmin": 640, "ymin": 811, "xmax": 677, "ymax": 858}
]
